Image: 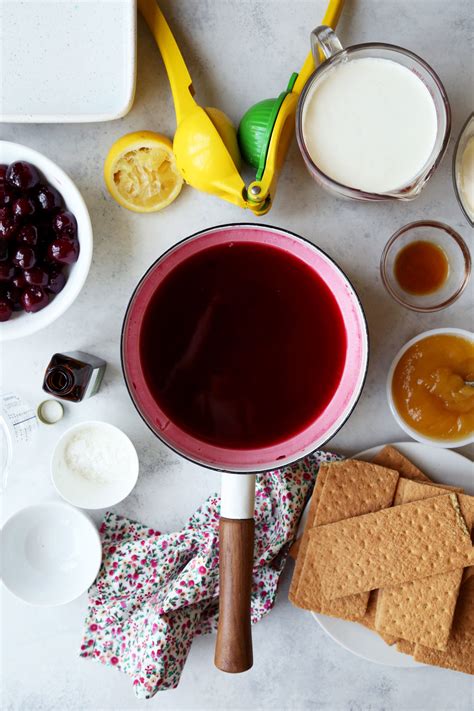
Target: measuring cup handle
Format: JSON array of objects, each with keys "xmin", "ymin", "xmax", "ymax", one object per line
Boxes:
[{"xmin": 310, "ymin": 25, "xmax": 344, "ymax": 65}]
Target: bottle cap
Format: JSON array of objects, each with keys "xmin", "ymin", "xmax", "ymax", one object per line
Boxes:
[{"xmin": 37, "ymin": 399, "xmax": 64, "ymax": 425}]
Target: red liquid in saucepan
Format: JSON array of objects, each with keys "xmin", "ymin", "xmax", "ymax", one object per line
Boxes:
[{"xmin": 140, "ymin": 242, "xmax": 347, "ymax": 449}]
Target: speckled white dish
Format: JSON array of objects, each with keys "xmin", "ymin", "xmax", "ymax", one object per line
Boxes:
[
  {"xmin": 1, "ymin": 502, "xmax": 101, "ymax": 606},
  {"xmin": 0, "ymin": 0, "xmax": 136, "ymax": 122},
  {"xmin": 298, "ymin": 442, "xmax": 473, "ymax": 667}
]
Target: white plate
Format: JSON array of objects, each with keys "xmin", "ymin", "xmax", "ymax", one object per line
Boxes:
[
  {"xmin": 1, "ymin": 502, "xmax": 102, "ymax": 606},
  {"xmin": 298, "ymin": 442, "xmax": 473, "ymax": 668},
  {"xmin": 0, "ymin": 0, "xmax": 136, "ymax": 122}
]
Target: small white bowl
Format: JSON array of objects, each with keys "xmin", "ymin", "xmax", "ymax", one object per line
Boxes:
[
  {"xmin": 0, "ymin": 502, "xmax": 101, "ymax": 606},
  {"xmin": 0, "ymin": 141, "xmax": 93, "ymax": 342},
  {"xmin": 51, "ymin": 421, "xmax": 139, "ymax": 509},
  {"xmin": 387, "ymin": 328, "xmax": 474, "ymax": 448}
]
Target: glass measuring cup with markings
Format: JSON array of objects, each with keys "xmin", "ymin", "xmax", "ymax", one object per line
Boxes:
[
  {"xmin": 1, "ymin": 392, "xmax": 38, "ymax": 491},
  {"xmin": 296, "ymin": 26, "xmax": 451, "ymax": 201}
]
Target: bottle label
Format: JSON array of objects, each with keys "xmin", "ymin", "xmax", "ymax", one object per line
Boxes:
[{"xmin": 84, "ymin": 367, "xmax": 106, "ymax": 399}]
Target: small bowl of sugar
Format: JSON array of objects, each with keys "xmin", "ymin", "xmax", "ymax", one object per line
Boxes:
[{"xmin": 51, "ymin": 421, "xmax": 139, "ymax": 509}]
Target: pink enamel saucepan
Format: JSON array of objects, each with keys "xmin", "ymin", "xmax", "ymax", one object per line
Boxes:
[{"xmin": 121, "ymin": 224, "xmax": 368, "ymax": 673}]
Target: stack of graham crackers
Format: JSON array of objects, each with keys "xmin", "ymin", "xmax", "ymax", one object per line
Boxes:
[{"xmin": 289, "ymin": 446, "xmax": 474, "ymax": 675}]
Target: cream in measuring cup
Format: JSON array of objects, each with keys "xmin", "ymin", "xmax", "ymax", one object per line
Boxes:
[
  {"xmin": 296, "ymin": 27, "xmax": 450, "ymax": 199},
  {"xmin": 302, "ymin": 58, "xmax": 437, "ymax": 193}
]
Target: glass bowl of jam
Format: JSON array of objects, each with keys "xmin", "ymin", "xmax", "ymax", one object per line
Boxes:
[
  {"xmin": 380, "ymin": 220, "xmax": 471, "ymax": 312},
  {"xmin": 387, "ymin": 328, "xmax": 474, "ymax": 448}
]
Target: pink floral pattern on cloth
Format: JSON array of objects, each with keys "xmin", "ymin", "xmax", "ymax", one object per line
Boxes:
[{"xmin": 80, "ymin": 450, "xmax": 339, "ymax": 699}]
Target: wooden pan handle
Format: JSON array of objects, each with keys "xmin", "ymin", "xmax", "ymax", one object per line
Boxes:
[{"xmin": 214, "ymin": 517, "xmax": 254, "ymax": 673}]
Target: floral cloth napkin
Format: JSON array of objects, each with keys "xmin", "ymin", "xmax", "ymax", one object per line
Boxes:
[{"xmin": 80, "ymin": 450, "xmax": 338, "ymax": 699}]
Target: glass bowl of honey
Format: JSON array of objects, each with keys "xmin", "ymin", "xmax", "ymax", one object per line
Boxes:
[
  {"xmin": 380, "ymin": 221, "xmax": 471, "ymax": 312},
  {"xmin": 387, "ymin": 328, "xmax": 474, "ymax": 448}
]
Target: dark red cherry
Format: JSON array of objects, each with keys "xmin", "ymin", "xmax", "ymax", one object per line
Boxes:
[
  {"xmin": 0, "ymin": 298, "xmax": 12, "ymax": 321},
  {"xmin": 6, "ymin": 161, "xmax": 40, "ymax": 191},
  {"xmin": 21, "ymin": 286, "xmax": 49, "ymax": 313},
  {"xmin": 0, "ymin": 240, "xmax": 9, "ymax": 261},
  {"xmin": 17, "ymin": 224, "xmax": 38, "ymax": 246},
  {"xmin": 47, "ymin": 269, "xmax": 67, "ymax": 295},
  {"xmin": 36, "ymin": 217, "xmax": 55, "ymax": 242},
  {"xmin": 0, "ymin": 207, "xmax": 18, "ymax": 239},
  {"xmin": 12, "ymin": 197, "xmax": 35, "ymax": 222},
  {"xmin": 35, "ymin": 184, "xmax": 62, "ymax": 212},
  {"xmin": 12, "ymin": 246, "xmax": 36, "ymax": 270},
  {"xmin": 5, "ymin": 286, "xmax": 22, "ymax": 311},
  {"xmin": 0, "ymin": 219, "xmax": 17, "ymax": 240},
  {"xmin": 52, "ymin": 211, "xmax": 77, "ymax": 239},
  {"xmin": 24, "ymin": 266, "xmax": 48, "ymax": 286},
  {"xmin": 48, "ymin": 238, "xmax": 79, "ymax": 264},
  {"xmin": 0, "ymin": 262, "xmax": 14, "ymax": 281},
  {"xmin": 11, "ymin": 270, "xmax": 27, "ymax": 289},
  {"xmin": 0, "ymin": 184, "xmax": 17, "ymax": 207},
  {"xmin": 0, "ymin": 165, "xmax": 8, "ymax": 183}
]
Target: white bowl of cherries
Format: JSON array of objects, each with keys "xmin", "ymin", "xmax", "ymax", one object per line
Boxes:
[{"xmin": 0, "ymin": 141, "xmax": 93, "ymax": 341}]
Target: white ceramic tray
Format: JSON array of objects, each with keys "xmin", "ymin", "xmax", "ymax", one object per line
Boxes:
[{"xmin": 0, "ymin": 0, "xmax": 136, "ymax": 122}]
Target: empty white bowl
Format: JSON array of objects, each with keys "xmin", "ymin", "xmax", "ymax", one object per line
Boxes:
[
  {"xmin": 0, "ymin": 141, "xmax": 93, "ymax": 342},
  {"xmin": 1, "ymin": 502, "xmax": 101, "ymax": 606},
  {"xmin": 387, "ymin": 327, "xmax": 474, "ymax": 448},
  {"xmin": 51, "ymin": 421, "xmax": 139, "ymax": 509}
]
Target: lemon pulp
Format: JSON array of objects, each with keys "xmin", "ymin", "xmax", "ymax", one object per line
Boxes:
[{"xmin": 104, "ymin": 131, "xmax": 183, "ymax": 213}]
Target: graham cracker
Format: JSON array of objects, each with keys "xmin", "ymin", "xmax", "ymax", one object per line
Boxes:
[
  {"xmin": 413, "ymin": 576, "xmax": 474, "ymax": 675},
  {"xmin": 308, "ymin": 494, "xmax": 473, "ymax": 600},
  {"xmin": 372, "ymin": 445, "xmax": 430, "ymax": 481},
  {"xmin": 292, "ymin": 460, "xmax": 399, "ymax": 620},
  {"xmin": 396, "ymin": 639, "xmax": 415, "ymax": 655},
  {"xmin": 365, "ymin": 481, "xmax": 465, "ymax": 647},
  {"xmin": 464, "ymin": 566, "xmax": 474, "ymax": 582},
  {"xmin": 375, "ymin": 569, "xmax": 464, "ymax": 650},
  {"xmin": 455, "ymin": 494, "xmax": 474, "ymax": 539},
  {"xmin": 393, "ymin": 478, "xmax": 463, "ymax": 506},
  {"xmin": 288, "ymin": 538, "xmax": 301, "ymax": 560},
  {"xmin": 316, "ymin": 460, "xmax": 399, "ymax": 619},
  {"xmin": 360, "ymin": 590, "xmax": 378, "ymax": 630},
  {"xmin": 414, "ymin": 637, "xmax": 474, "ymax": 675},
  {"xmin": 288, "ymin": 463, "xmax": 330, "ymax": 603},
  {"xmin": 375, "ymin": 483, "xmax": 471, "ymax": 651},
  {"xmin": 398, "ymin": 479, "xmax": 458, "ymax": 503},
  {"xmin": 314, "ymin": 460, "xmax": 399, "ymax": 527},
  {"xmin": 423, "ymin": 481, "xmax": 464, "ymax": 493},
  {"xmin": 357, "ymin": 590, "xmax": 398, "ymax": 645},
  {"xmin": 452, "ymin": 572, "xmax": 474, "ymax": 643}
]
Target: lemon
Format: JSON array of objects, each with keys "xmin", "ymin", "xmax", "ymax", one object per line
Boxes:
[{"xmin": 104, "ymin": 131, "xmax": 183, "ymax": 213}]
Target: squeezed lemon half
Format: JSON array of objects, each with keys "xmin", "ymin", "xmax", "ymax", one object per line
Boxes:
[{"xmin": 104, "ymin": 131, "xmax": 183, "ymax": 213}]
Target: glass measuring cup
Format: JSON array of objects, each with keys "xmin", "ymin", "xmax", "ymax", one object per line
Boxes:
[
  {"xmin": 296, "ymin": 26, "xmax": 451, "ymax": 201},
  {"xmin": 0, "ymin": 391, "xmax": 38, "ymax": 491}
]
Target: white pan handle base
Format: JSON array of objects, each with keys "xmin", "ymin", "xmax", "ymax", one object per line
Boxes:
[{"xmin": 220, "ymin": 472, "xmax": 256, "ymax": 519}]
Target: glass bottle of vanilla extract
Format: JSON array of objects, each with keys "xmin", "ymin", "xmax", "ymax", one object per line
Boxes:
[{"xmin": 43, "ymin": 351, "xmax": 106, "ymax": 402}]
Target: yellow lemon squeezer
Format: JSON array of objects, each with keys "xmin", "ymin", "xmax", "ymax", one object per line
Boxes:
[{"xmin": 110, "ymin": 0, "xmax": 344, "ymax": 214}]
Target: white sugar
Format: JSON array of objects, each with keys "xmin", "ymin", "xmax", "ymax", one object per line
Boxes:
[{"xmin": 64, "ymin": 426, "xmax": 127, "ymax": 485}]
